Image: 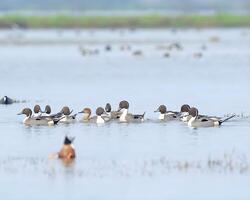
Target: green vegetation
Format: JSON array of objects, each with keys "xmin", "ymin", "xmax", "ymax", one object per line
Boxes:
[{"xmin": 0, "ymin": 13, "xmax": 250, "ymax": 28}]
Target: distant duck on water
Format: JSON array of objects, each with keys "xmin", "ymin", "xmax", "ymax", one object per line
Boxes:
[{"xmin": 0, "ymin": 96, "xmax": 14, "ymax": 104}]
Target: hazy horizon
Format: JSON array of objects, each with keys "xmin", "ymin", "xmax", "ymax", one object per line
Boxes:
[{"xmin": 1, "ymin": 0, "xmax": 250, "ymax": 13}]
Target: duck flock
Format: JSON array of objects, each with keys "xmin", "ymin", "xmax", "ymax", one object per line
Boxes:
[
  {"xmin": 16, "ymin": 100, "xmax": 235, "ymax": 128},
  {"xmin": 1, "ymin": 96, "xmax": 236, "ymax": 161}
]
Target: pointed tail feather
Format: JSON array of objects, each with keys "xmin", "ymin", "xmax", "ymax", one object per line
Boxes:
[
  {"xmin": 219, "ymin": 114, "xmax": 236, "ymax": 125},
  {"xmin": 53, "ymin": 116, "xmax": 65, "ymax": 125}
]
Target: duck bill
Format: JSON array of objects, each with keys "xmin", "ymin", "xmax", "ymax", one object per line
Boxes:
[
  {"xmin": 154, "ymin": 109, "xmax": 159, "ymax": 113},
  {"xmin": 17, "ymin": 112, "xmax": 23, "ymax": 115},
  {"xmin": 117, "ymin": 108, "xmax": 122, "ymax": 112},
  {"xmin": 78, "ymin": 111, "xmax": 84, "ymax": 114}
]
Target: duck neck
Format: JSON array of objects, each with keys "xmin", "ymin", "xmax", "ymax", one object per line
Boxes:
[
  {"xmin": 188, "ymin": 116, "xmax": 196, "ymax": 126},
  {"xmin": 82, "ymin": 113, "xmax": 90, "ymax": 121},
  {"xmin": 97, "ymin": 116, "xmax": 105, "ymax": 124},
  {"xmin": 120, "ymin": 109, "xmax": 128, "ymax": 122},
  {"xmin": 159, "ymin": 113, "xmax": 165, "ymax": 120},
  {"xmin": 23, "ymin": 115, "xmax": 31, "ymax": 124}
]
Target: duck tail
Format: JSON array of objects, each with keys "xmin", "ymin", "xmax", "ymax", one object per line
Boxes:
[
  {"xmin": 53, "ymin": 118, "xmax": 61, "ymax": 125},
  {"xmin": 142, "ymin": 112, "xmax": 146, "ymax": 118},
  {"xmin": 219, "ymin": 114, "xmax": 236, "ymax": 125},
  {"xmin": 72, "ymin": 113, "xmax": 78, "ymax": 120},
  {"xmin": 53, "ymin": 116, "xmax": 65, "ymax": 125}
]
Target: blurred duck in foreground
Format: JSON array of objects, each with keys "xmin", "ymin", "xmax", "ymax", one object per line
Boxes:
[
  {"xmin": 117, "ymin": 100, "xmax": 145, "ymax": 123},
  {"xmin": 18, "ymin": 108, "xmax": 61, "ymax": 126},
  {"xmin": 58, "ymin": 136, "xmax": 76, "ymax": 160},
  {"xmin": 49, "ymin": 136, "xmax": 76, "ymax": 162},
  {"xmin": 154, "ymin": 105, "xmax": 178, "ymax": 121},
  {"xmin": 187, "ymin": 107, "xmax": 235, "ymax": 128}
]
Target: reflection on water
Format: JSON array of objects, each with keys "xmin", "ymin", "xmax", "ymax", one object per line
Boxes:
[
  {"xmin": 0, "ymin": 152, "xmax": 249, "ymax": 178},
  {"xmin": 0, "ymin": 28, "xmax": 250, "ymax": 199}
]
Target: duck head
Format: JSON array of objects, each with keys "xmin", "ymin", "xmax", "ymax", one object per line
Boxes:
[
  {"xmin": 181, "ymin": 104, "xmax": 190, "ymax": 113},
  {"xmin": 78, "ymin": 108, "xmax": 91, "ymax": 120},
  {"xmin": 18, "ymin": 108, "xmax": 32, "ymax": 117},
  {"xmin": 154, "ymin": 105, "xmax": 167, "ymax": 114},
  {"xmin": 117, "ymin": 100, "xmax": 129, "ymax": 112},
  {"xmin": 189, "ymin": 107, "xmax": 199, "ymax": 118},
  {"xmin": 33, "ymin": 105, "xmax": 41, "ymax": 114},
  {"xmin": 105, "ymin": 103, "xmax": 112, "ymax": 113},
  {"xmin": 61, "ymin": 106, "xmax": 71, "ymax": 116},
  {"xmin": 96, "ymin": 107, "xmax": 105, "ymax": 116},
  {"xmin": 44, "ymin": 105, "xmax": 51, "ymax": 115}
]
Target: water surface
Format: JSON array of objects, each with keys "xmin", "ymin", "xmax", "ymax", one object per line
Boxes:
[{"xmin": 0, "ymin": 28, "xmax": 250, "ymax": 200}]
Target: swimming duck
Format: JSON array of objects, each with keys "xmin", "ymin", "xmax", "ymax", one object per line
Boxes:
[
  {"xmin": 58, "ymin": 136, "xmax": 76, "ymax": 160},
  {"xmin": 58, "ymin": 106, "xmax": 77, "ymax": 124},
  {"xmin": 33, "ymin": 104, "xmax": 42, "ymax": 117},
  {"xmin": 17, "ymin": 108, "xmax": 61, "ymax": 126},
  {"xmin": 78, "ymin": 107, "xmax": 96, "ymax": 123},
  {"xmin": 180, "ymin": 104, "xmax": 222, "ymax": 123},
  {"xmin": 187, "ymin": 107, "xmax": 235, "ymax": 128},
  {"xmin": 179, "ymin": 104, "xmax": 191, "ymax": 122},
  {"xmin": 154, "ymin": 105, "xmax": 178, "ymax": 121},
  {"xmin": 104, "ymin": 103, "xmax": 121, "ymax": 120},
  {"xmin": 117, "ymin": 100, "xmax": 145, "ymax": 123},
  {"xmin": 96, "ymin": 107, "xmax": 111, "ymax": 124},
  {"xmin": 0, "ymin": 96, "xmax": 14, "ymax": 104},
  {"xmin": 42, "ymin": 105, "xmax": 52, "ymax": 116}
]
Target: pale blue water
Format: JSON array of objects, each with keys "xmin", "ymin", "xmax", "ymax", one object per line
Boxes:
[{"xmin": 0, "ymin": 28, "xmax": 250, "ymax": 200}]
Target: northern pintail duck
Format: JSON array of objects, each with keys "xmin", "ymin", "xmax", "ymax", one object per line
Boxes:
[
  {"xmin": 118, "ymin": 100, "xmax": 145, "ymax": 123},
  {"xmin": 96, "ymin": 107, "xmax": 111, "ymax": 124},
  {"xmin": 42, "ymin": 105, "xmax": 52, "ymax": 116},
  {"xmin": 78, "ymin": 108, "xmax": 96, "ymax": 123},
  {"xmin": 59, "ymin": 106, "xmax": 77, "ymax": 124},
  {"xmin": 18, "ymin": 108, "xmax": 61, "ymax": 126},
  {"xmin": 179, "ymin": 104, "xmax": 191, "ymax": 122},
  {"xmin": 187, "ymin": 107, "xmax": 235, "ymax": 128},
  {"xmin": 154, "ymin": 105, "xmax": 178, "ymax": 121},
  {"xmin": 33, "ymin": 104, "xmax": 42, "ymax": 117},
  {"xmin": 58, "ymin": 136, "xmax": 76, "ymax": 160},
  {"xmin": 0, "ymin": 96, "xmax": 14, "ymax": 104},
  {"xmin": 104, "ymin": 103, "xmax": 121, "ymax": 120},
  {"xmin": 180, "ymin": 104, "xmax": 222, "ymax": 123}
]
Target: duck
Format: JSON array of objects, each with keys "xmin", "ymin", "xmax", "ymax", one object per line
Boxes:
[
  {"xmin": 96, "ymin": 107, "xmax": 111, "ymax": 124},
  {"xmin": 58, "ymin": 106, "xmax": 77, "ymax": 124},
  {"xmin": 180, "ymin": 104, "xmax": 222, "ymax": 123},
  {"xmin": 117, "ymin": 100, "xmax": 145, "ymax": 123},
  {"xmin": 17, "ymin": 108, "xmax": 61, "ymax": 126},
  {"xmin": 56, "ymin": 136, "xmax": 76, "ymax": 161},
  {"xmin": 78, "ymin": 107, "xmax": 96, "ymax": 123},
  {"xmin": 154, "ymin": 105, "xmax": 178, "ymax": 121},
  {"xmin": 33, "ymin": 104, "xmax": 42, "ymax": 117},
  {"xmin": 0, "ymin": 96, "xmax": 14, "ymax": 104},
  {"xmin": 187, "ymin": 107, "xmax": 235, "ymax": 128},
  {"xmin": 42, "ymin": 105, "xmax": 52, "ymax": 116},
  {"xmin": 179, "ymin": 104, "xmax": 191, "ymax": 122},
  {"xmin": 104, "ymin": 103, "xmax": 121, "ymax": 120}
]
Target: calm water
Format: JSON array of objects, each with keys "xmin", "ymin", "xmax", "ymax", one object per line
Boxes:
[{"xmin": 0, "ymin": 28, "xmax": 250, "ymax": 200}]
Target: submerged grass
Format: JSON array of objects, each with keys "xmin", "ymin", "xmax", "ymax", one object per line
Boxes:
[{"xmin": 0, "ymin": 13, "xmax": 250, "ymax": 28}]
